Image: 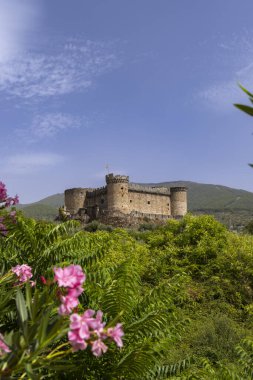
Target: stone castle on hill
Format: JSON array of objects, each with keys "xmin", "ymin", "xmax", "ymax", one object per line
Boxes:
[{"xmin": 63, "ymin": 174, "xmax": 187, "ymax": 224}]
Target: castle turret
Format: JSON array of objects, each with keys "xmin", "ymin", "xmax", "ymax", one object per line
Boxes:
[
  {"xmin": 106, "ymin": 173, "xmax": 129, "ymax": 214},
  {"xmin": 65, "ymin": 188, "xmax": 90, "ymax": 214},
  {"xmin": 170, "ymin": 187, "xmax": 187, "ymax": 217}
]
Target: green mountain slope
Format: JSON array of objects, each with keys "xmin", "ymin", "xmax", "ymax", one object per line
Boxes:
[{"xmin": 17, "ymin": 193, "xmax": 64, "ymax": 221}]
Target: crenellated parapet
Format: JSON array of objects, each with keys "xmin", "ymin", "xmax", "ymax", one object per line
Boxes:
[
  {"xmin": 86, "ymin": 186, "xmax": 107, "ymax": 198},
  {"xmin": 106, "ymin": 173, "xmax": 129, "ymax": 184},
  {"xmin": 129, "ymin": 183, "xmax": 169, "ymax": 196},
  {"xmin": 170, "ymin": 187, "xmax": 187, "ymax": 193}
]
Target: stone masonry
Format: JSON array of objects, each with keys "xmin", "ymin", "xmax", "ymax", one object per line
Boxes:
[{"xmin": 64, "ymin": 174, "xmax": 187, "ymax": 224}]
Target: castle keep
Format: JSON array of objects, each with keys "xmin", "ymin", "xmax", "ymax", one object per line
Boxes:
[{"xmin": 64, "ymin": 174, "xmax": 187, "ymax": 223}]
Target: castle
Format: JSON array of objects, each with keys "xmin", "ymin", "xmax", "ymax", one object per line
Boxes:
[{"xmin": 64, "ymin": 174, "xmax": 187, "ymax": 224}]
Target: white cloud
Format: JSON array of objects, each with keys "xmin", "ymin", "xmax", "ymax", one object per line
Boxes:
[
  {"xmin": 3, "ymin": 153, "xmax": 64, "ymax": 175},
  {"xmin": 0, "ymin": 39, "xmax": 120, "ymax": 100},
  {"xmin": 0, "ymin": 0, "xmax": 39, "ymax": 62}
]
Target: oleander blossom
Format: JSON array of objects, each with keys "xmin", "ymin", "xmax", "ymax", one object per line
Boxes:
[
  {"xmin": 0, "ymin": 181, "xmax": 19, "ymax": 207},
  {"xmin": 0, "ymin": 334, "xmax": 11, "ymax": 356},
  {"xmin": 54, "ymin": 265, "xmax": 86, "ymax": 315},
  {"xmin": 107, "ymin": 323, "xmax": 124, "ymax": 347},
  {"xmin": 54, "ymin": 265, "xmax": 86, "ymax": 288},
  {"xmin": 11, "ymin": 264, "xmax": 33, "ymax": 283},
  {"xmin": 0, "ymin": 182, "xmax": 7, "ymax": 202},
  {"xmin": 68, "ymin": 310, "xmax": 124, "ymax": 356},
  {"xmin": 58, "ymin": 295, "xmax": 79, "ymax": 315},
  {"xmin": 91, "ymin": 339, "xmax": 108, "ymax": 357},
  {"xmin": 55, "ymin": 265, "xmax": 124, "ymax": 356}
]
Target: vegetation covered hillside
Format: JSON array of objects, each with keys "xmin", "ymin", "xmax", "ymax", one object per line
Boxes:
[
  {"xmin": 0, "ymin": 211, "xmax": 253, "ymax": 378},
  {"xmin": 17, "ymin": 193, "xmax": 64, "ymax": 220}
]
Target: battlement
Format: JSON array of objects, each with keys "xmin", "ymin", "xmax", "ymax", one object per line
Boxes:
[
  {"xmin": 170, "ymin": 186, "xmax": 188, "ymax": 192},
  {"xmin": 129, "ymin": 183, "xmax": 169, "ymax": 196},
  {"xmin": 106, "ymin": 173, "xmax": 129, "ymax": 184},
  {"xmin": 86, "ymin": 187, "xmax": 107, "ymax": 197}
]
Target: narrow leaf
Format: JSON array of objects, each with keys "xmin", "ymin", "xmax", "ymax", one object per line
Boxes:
[
  {"xmin": 238, "ymin": 83, "xmax": 253, "ymax": 99},
  {"xmin": 16, "ymin": 289, "xmax": 28, "ymax": 323},
  {"xmin": 234, "ymin": 104, "xmax": 253, "ymax": 116}
]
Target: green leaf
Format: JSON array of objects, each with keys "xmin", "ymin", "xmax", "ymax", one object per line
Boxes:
[
  {"xmin": 234, "ymin": 104, "xmax": 253, "ymax": 116},
  {"xmin": 25, "ymin": 282, "xmax": 32, "ymax": 318},
  {"xmin": 37, "ymin": 309, "xmax": 50, "ymax": 345},
  {"xmin": 25, "ymin": 363, "xmax": 40, "ymax": 380},
  {"xmin": 238, "ymin": 83, "xmax": 253, "ymax": 99},
  {"xmin": 16, "ymin": 288, "xmax": 28, "ymax": 324}
]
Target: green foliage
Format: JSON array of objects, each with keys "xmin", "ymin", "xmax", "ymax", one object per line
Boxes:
[
  {"xmin": 244, "ymin": 220, "xmax": 253, "ymax": 234},
  {"xmin": 1, "ymin": 211, "xmax": 253, "ymax": 378},
  {"xmin": 0, "ymin": 278, "xmax": 70, "ymax": 379}
]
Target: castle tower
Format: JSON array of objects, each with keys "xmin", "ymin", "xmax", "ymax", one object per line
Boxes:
[
  {"xmin": 65, "ymin": 188, "xmax": 89, "ymax": 214},
  {"xmin": 106, "ymin": 173, "xmax": 129, "ymax": 214},
  {"xmin": 170, "ymin": 187, "xmax": 187, "ymax": 217}
]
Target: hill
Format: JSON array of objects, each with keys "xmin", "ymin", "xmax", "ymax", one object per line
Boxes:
[
  {"xmin": 17, "ymin": 182, "xmax": 253, "ymax": 227},
  {"xmin": 17, "ymin": 193, "xmax": 64, "ymax": 221}
]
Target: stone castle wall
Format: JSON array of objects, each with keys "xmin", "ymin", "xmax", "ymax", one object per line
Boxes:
[
  {"xmin": 128, "ymin": 190, "xmax": 170, "ymax": 215},
  {"xmin": 64, "ymin": 174, "xmax": 187, "ymax": 222}
]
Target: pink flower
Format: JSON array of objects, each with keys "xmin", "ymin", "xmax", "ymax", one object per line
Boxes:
[
  {"xmin": 69, "ymin": 313, "xmax": 91, "ymax": 339},
  {"xmin": 58, "ymin": 295, "xmax": 79, "ymax": 315},
  {"xmin": 88, "ymin": 310, "xmax": 106, "ymax": 336},
  {"xmin": 0, "ymin": 334, "xmax": 11, "ymax": 356},
  {"xmin": 12, "ymin": 264, "xmax": 33, "ymax": 283},
  {"xmin": 0, "ymin": 182, "xmax": 7, "ymax": 202},
  {"xmin": 54, "ymin": 265, "xmax": 86, "ymax": 289},
  {"xmin": 68, "ymin": 286, "xmax": 83, "ymax": 298},
  {"xmin": 68, "ymin": 330, "xmax": 88, "ymax": 352},
  {"xmin": 107, "ymin": 323, "xmax": 124, "ymax": 347},
  {"xmin": 91, "ymin": 339, "xmax": 108, "ymax": 357}
]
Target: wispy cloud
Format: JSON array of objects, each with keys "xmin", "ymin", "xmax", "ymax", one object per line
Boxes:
[
  {"xmin": 0, "ymin": 39, "xmax": 120, "ymax": 100},
  {"xmin": 3, "ymin": 153, "xmax": 64, "ymax": 175},
  {"xmin": 198, "ymin": 33, "xmax": 253, "ymax": 111},
  {"xmin": 17, "ymin": 113, "xmax": 86, "ymax": 142}
]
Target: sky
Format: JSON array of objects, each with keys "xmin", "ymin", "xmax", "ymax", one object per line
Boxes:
[{"xmin": 2, "ymin": 1, "xmax": 253, "ymax": 203}]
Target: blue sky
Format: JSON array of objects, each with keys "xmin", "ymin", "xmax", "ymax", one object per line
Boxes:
[{"xmin": 2, "ymin": 0, "xmax": 253, "ymax": 203}]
